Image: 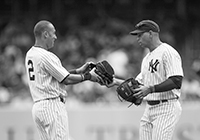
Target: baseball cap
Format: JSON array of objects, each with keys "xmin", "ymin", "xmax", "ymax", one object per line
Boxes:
[{"xmin": 130, "ymin": 20, "xmax": 160, "ymax": 35}]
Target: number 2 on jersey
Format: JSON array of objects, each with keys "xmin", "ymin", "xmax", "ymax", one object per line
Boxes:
[{"xmin": 28, "ymin": 60, "xmax": 35, "ymax": 80}]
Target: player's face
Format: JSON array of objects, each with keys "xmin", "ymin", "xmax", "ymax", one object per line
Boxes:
[
  {"xmin": 46, "ymin": 24, "xmax": 57, "ymax": 49},
  {"xmin": 136, "ymin": 31, "xmax": 151, "ymax": 48}
]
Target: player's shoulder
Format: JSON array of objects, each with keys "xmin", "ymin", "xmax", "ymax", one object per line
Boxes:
[
  {"xmin": 160, "ymin": 43, "xmax": 182, "ymax": 61},
  {"xmin": 26, "ymin": 46, "xmax": 60, "ymax": 63},
  {"xmin": 26, "ymin": 47, "xmax": 53, "ymax": 62},
  {"xmin": 33, "ymin": 47, "xmax": 55, "ymax": 57},
  {"xmin": 160, "ymin": 43, "xmax": 180, "ymax": 54},
  {"xmin": 161, "ymin": 43, "xmax": 176, "ymax": 50}
]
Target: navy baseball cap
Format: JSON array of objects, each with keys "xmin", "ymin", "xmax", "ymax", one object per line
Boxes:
[{"xmin": 130, "ymin": 20, "xmax": 160, "ymax": 35}]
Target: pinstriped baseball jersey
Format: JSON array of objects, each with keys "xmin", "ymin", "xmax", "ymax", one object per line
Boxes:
[
  {"xmin": 25, "ymin": 46, "xmax": 70, "ymax": 102},
  {"xmin": 136, "ymin": 43, "xmax": 184, "ymax": 100},
  {"xmin": 135, "ymin": 43, "xmax": 183, "ymax": 140},
  {"xmin": 25, "ymin": 46, "xmax": 70, "ymax": 140},
  {"xmin": 130, "ymin": 20, "xmax": 183, "ymax": 140}
]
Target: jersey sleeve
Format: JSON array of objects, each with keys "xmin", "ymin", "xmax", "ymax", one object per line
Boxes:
[
  {"xmin": 163, "ymin": 48, "xmax": 184, "ymax": 78},
  {"xmin": 42, "ymin": 53, "xmax": 70, "ymax": 82}
]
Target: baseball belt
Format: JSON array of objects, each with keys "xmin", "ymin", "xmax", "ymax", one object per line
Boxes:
[
  {"xmin": 147, "ymin": 96, "xmax": 179, "ymax": 106},
  {"xmin": 35, "ymin": 96, "xmax": 65, "ymax": 104}
]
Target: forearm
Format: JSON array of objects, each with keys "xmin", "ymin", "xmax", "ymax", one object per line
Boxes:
[
  {"xmin": 149, "ymin": 76, "xmax": 183, "ymax": 93},
  {"xmin": 68, "ymin": 69, "xmax": 79, "ymax": 74},
  {"xmin": 113, "ymin": 77, "xmax": 125, "ymax": 86},
  {"xmin": 62, "ymin": 73, "xmax": 92, "ymax": 85}
]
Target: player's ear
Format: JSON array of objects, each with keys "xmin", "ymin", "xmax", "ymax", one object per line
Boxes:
[
  {"xmin": 148, "ymin": 30, "xmax": 153, "ymax": 38},
  {"xmin": 43, "ymin": 31, "xmax": 49, "ymax": 38},
  {"xmin": 149, "ymin": 30, "xmax": 153, "ymax": 35}
]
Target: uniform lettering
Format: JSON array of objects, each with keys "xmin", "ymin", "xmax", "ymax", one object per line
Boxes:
[
  {"xmin": 149, "ymin": 59, "xmax": 159, "ymax": 73},
  {"xmin": 28, "ymin": 60, "xmax": 35, "ymax": 81}
]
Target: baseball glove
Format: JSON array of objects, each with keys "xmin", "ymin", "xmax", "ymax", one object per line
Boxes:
[
  {"xmin": 94, "ymin": 60, "xmax": 115, "ymax": 84},
  {"xmin": 116, "ymin": 77, "xmax": 142, "ymax": 106}
]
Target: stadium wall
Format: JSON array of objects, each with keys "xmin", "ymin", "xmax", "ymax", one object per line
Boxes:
[{"xmin": 0, "ymin": 104, "xmax": 199, "ymax": 140}]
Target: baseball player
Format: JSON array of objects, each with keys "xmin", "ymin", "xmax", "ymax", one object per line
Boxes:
[
  {"xmin": 25, "ymin": 20, "xmax": 101, "ymax": 140},
  {"xmin": 107, "ymin": 20, "xmax": 184, "ymax": 140}
]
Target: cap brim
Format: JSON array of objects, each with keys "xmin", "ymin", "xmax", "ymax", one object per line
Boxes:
[{"xmin": 130, "ymin": 30, "xmax": 144, "ymax": 35}]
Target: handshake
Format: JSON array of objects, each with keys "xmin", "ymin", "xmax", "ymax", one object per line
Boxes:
[
  {"xmin": 78, "ymin": 60, "xmax": 142, "ymax": 106},
  {"xmin": 78, "ymin": 60, "xmax": 115, "ymax": 85}
]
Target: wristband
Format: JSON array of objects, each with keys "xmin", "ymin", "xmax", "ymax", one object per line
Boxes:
[{"xmin": 80, "ymin": 74, "xmax": 84, "ymax": 81}]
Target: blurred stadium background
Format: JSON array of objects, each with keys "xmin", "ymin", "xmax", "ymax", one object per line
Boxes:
[{"xmin": 0, "ymin": 0, "xmax": 200, "ymax": 140}]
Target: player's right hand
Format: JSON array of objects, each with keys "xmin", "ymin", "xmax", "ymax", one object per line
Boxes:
[
  {"xmin": 132, "ymin": 85, "xmax": 151, "ymax": 99},
  {"xmin": 89, "ymin": 70, "xmax": 106, "ymax": 85},
  {"xmin": 77, "ymin": 62, "xmax": 96, "ymax": 74}
]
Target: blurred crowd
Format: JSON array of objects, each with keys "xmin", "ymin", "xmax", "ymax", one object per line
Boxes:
[{"xmin": 0, "ymin": 17, "xmax": 200, "ymax": 108}]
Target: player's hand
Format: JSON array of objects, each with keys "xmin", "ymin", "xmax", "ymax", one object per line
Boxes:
[
  {"xmin": 89, "ymin": 70, "xmax": 106, "ymax": 85},
  {"xmin": 132, "ymin": 85, "xmax": 151, "ymax": 99},
  {"xmin": 77, "ymin": 62, "xmax": 96, "ymax": 74}
]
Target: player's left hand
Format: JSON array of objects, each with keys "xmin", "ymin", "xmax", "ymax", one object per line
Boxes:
[
  {"xmin": 132, "ymin": 85, "xmax": 151, "ymax": 99},
  {"xmin": 77, "ymin": 62, "xmax": 96, "ymax": 74}
]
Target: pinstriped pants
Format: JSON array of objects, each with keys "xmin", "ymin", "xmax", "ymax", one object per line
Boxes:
[
  {"xmin": 32, "ymin": 98, "xmax": 69, "ymax": 140},
  {"xmin": 140, "ymin": 100, "xmax": 182, "ymax": 140}
]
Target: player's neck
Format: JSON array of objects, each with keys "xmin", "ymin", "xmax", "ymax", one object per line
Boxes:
[
  {"xmin": 34, "ymin": 41, "xmax": 48, "ymax": 50},
  {"xmin": 155, "ymin": 41, "xmax": 162, "ymax": 48},
  {"xmin": 149, "ymin": 40, "xmax": 162, "ymax": 52}
]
